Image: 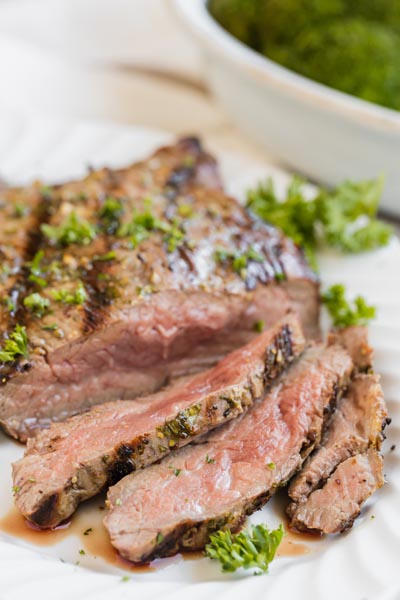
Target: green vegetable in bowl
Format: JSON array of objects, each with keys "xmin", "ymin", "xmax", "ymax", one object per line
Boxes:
[
  {"xmin": 208, "ymin": 0, "xmax": 400, "ymax": 111},
  {"xmin": 266, "ymin": 19, "xmax": 400, "ymax": 111}
]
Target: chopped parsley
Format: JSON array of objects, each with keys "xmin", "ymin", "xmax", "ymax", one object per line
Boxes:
[
  {"xmin": 2, "ymin": 295, "xmax": 17, "ymax": 314},
  {"xmin": 169, "ymin": 466, "xmax": 182, "ymax": 477},
  {"xmin": 121, "ymin": 576, "xmax": 130, "ymax": 583},
  {"xmin": 247, "ymin": 176, "xmax": 392, "ymax": 268},
  {"xmin": 51, "ymin": 282, "xmax": 87, "ymax": 305},
  {"xmin": 117, "ymin": 201, "xmax": 186, "ymax": 252},
  {"xmin": 99, "ymin": 197, "xmax": 124, "ymax": 234},
  {"xmin": 177, "ymin": 203, "xmax": 193, "ymax": 218},
  {"xmin": 13, "ymin": 202, "xmax": 29, "ymax": 218},
  {"xmin": 23, "ymin": 293, "xmax": 50, "ymax": 317},
  {"xmin": 205, "ymin": 454, "xmax": 216, "ymax": 464},
  {"xmin": 156, "ymin": 532, "xmax": 164, "ymax": 544},
  {"xmin": 321, "ymin": 284, "xmax": 376, "ymax": 328},
  {"xmin": 205, "ymin": 523, "xmax": 284, "ymax": 574},
  {"xmin": 253, "ymin": 320, "xmax": 265, "ymax": 333},
  {"xmin": 41, "ymin": 211, "xmax": 97, "ymax": 247},
  {"xmin": 42, "ymin": 324, "xmax": 59, "ymax": 332},
  {"xmin": 12, "ymin": 485, "xmax": 20, "ymax": 494},
  {"xmin": 83, "ymin": 528, "xmax": 92, "ymax": 536},
  {"xmin": 215, "ymin": 247, "xmax": 264, "ymax": 277},
  {"xmin": 0, "ymin": 325, "xmax": 29, "ymax": 363},
  {"xmin": 27, "ymin": 250, "xmax": 47, "ymax": 288},
  {"xmin": 267, "ymin": 462, "xmax": 276, "ymax": 470},
  {"xmin": 78, "ymin": 549, "xmax": 85, "ymax": 556},
  {"xmin": 93, "ymin": 250, "xmax": 116, "ymax": 262}
]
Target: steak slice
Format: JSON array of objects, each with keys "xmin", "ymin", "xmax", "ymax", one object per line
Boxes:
[
  {"xmin": 0, "ymin": 138, "xmax": 319, "ymax": 442},
  {"xmin": 288, "ymin": 450, "xmax": 384, "ymax": 534},
  {"xmin": 287, "ymin": 373, "xmax": 387, "ymax": 534},
  {"xmin": 103, "ymin": 342, "xmax": 353, "ymax": 563},
  {"xmin": 287, "ymin": 374, "xmax": 387, "ymax": 505},
  {"xmin": 12, "ymin": 315, "xmax": 305, "ymax": 529}
]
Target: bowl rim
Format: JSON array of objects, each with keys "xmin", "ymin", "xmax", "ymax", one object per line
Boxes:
[{"xmin": 173, "ymin": 0, "xmax": 400, "ymax": 134}]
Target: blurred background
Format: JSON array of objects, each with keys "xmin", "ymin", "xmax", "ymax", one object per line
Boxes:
[
  {"xmin": 0, "ymin": 0, "xmax": 269, "ymax": 161},
  {"xmin": 0, "ymin": 0, "xmax": 399, "ymax": 215}
]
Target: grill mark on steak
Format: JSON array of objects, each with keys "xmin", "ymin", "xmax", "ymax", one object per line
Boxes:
[
  {"xmin": 103, "ymin": 343, "xmax": 353, "ymax": 563},
  {"xmin": 1, "ymin": 138, "xmax": 319, "ymax": 441},
  {"xmin": 287, "ymin": 372, "xmax": 387, "ymax": 534},
  {"xmin": 12, "ymin": 315, "xmax": 305, "ymax": 528}
]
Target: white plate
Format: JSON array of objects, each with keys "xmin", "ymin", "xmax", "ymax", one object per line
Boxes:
[{"xmin": 0, "ymin": 116, "xmax": 399, "ymax": 600}]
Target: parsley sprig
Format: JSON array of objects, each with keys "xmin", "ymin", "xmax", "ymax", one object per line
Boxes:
[
  {"xmin": 247, "ymin": 176, "xmax": 392, "ymax": 268},
  {"xmin": 0, "ymin": 325, "xmax": 29, "ymax": 363},
  {"xmin": 41, "ymin": 211, "xmax": 97, "ymax": 247},
  {"xmin": 205, "ymin": 523, "xmax": 284, "ymax": 574},
  {"xmin": 117, "ymin": 201, "xmax": 185, "ymax": 252},
  {"xmin": 24, "ymin": 293, "xmax": 50, "ymax": 317},
  {"xmin": 51, "ymin": 282, "xmax": 87, "ymax": 305},
  {"xmin": 321, "ymin": 284, "xmax": 376, "ymax": 328}
]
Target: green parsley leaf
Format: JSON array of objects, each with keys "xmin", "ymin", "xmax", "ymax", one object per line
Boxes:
[
  {"xmin": 215, "ymin": 247, "xmax": 264, "ymax": 277},
  {"xmin": 0, "ymin": 325, "xmax": 29, "ymax": 363},
  {"xmin": 117, "ymin": 201, "xmax": 186, "ymax": 252},
  {"xmin": 41, "ymin": 211, "xmax": 97, "ymax": 247},
  {"xmin": 92, "ymin": 251, "xmax": 116, "ymax": 262},
  {"xmin": 169, "ymin": 466, "xmax": 182, "ymax": 476},
  {"xmin": 156, "ymin": 532, "xmax": 164, "ymax": 544},
  {"xmin": 321, "ymin": 284, "xmax": 376, "ymax": 328},
  {"xmin": 2, "ymin": 295, "xmax": 17, "ymax": 314},
  {"xmin": 51, "ymin": 282, "xmax": 87, "ymax": 305},
  {"xmin": 23, "ymin": 293, "xmax": 50, "ymax": 317},
  {"xmin": 13, "ymin": 202, "xmax": 29, "ymax": 218},
  {"xmin": 205, "ymin": 454, "xmax": 216, "ymax": 464},
  {"xmin": 99, "ymin": 197, "xmax": 124, "ymax": 234},
  {"xmin": 205, "ymin": 523, "xmax": 284, "ymax": 574},
  {"xmin": 246, "ymin": 176, "xmax": 392, "ymax": 269},
  {"xmin": 253, "ymin": 320, "xmax": 265, "ymax": 333},
  {"xmin": 27, "ymin": 250, "xmax": 47, "ymax": 288}
]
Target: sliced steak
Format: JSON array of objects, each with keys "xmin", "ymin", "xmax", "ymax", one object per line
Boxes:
[
  {"xmin": 0, "ymin": 138, "xmax": 319, "ymax": 441},
  {"xmin": 288, "ymin": 374, "xmax": 386, "ymax": 505},
  {"xmin": 103, "ymin": 342, "xmax": 353, "ymax": 563},
  {"xmin": 288, "ymin": 450, "xmax": 384, "ymax": 534},
  {"xmin": 12, "ymin": 315, "xmax": 305, "ymax": 528},
  {"xmin": 287, "ymin": 370, "xmax": 387, "ymax": 534}
]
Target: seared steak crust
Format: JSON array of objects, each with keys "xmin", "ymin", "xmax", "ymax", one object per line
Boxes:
[
  {"xmin": 12, "ymin": 316, "xmax": 305, "ymax": 528},
  {"xmin": 0, "ymin": 138, "xmax": 319, "ymax": 441},
  {"xmin": 103, "ymin": 343, "xmax": 353, "ymax": 563}
]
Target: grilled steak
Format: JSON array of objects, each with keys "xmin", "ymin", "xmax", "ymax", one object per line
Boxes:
[
  {"xmin": 12, "ymin": 315, "xmax": 305, "ymax": 528},
  {"xmin": 288, "ymin": 450, "xmax": 384, "ymax": 534},
  {"xmin": 103, "ymin": 342, "xmax": 353, "ymax": 563},
  {"xmin": 288, "ymin": 374, "xmax": 386, "ymax": 505},
  {"xmin": 287, "ymin": 374, "xmax": 387, "ymax": 533},
  {"xmin": 0, "ymin": 138, "xmax": 319, "ymax": 441}
]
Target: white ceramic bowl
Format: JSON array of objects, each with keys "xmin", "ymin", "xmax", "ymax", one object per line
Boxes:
[{"xmin": 174, "ymin": 0, "xmax": 400, "ymax": 216}]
